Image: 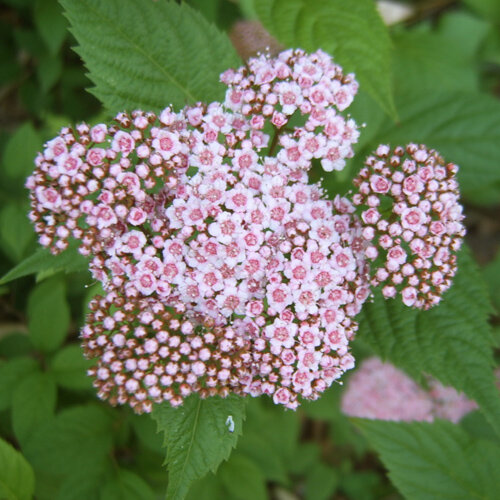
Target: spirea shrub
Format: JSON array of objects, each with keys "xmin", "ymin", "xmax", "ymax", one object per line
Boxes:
[{"xmin": 26, "ymin": 49, "xmax": 465, "ymax": 414}]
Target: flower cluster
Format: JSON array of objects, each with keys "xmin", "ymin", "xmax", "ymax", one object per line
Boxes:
[
  {"xmin": 352, "ymin": 144, "xmax": 465, "ymax": 309},
  {"xmin": 26, "ymin": 48, "xmax": 466, "ymax": 414},
  {"xmin": 341, "ymin": 357, "xmax": 479, "ymax": 423},
  {"xmin": 27, "ymin": 49, "xmax": 372, "ymax": 413}
]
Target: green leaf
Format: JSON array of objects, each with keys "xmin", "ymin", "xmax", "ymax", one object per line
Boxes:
[
  {"xmin": 482, "ymin": 251, "xmax": 500, "ymax": 312},
  {"xmin": 251, "ymin": 0, "xmax": 396, "ymax": 119},
  {"xmin": 305, "ymin": 462, "xmax": 338, "ymax": 500},
  {"xmin": 219, "ymin": 453, "xmax": 267, "ymax": 500},
  {"xmin": 24, "ymin": 404, "xmax": 114, "ymax": 477},
  {"xmin": 0, "ymin": 203, "xmax": 34, "ymax": 262},
  {"xmin": 463, "ymin": 0, "xmax": 500, "ymax": 23},
  {"xmin": 358, "ymin": 247, "xmax": 500, "ymax": 437},
  {"xmin": 1, "ymin": 122, "xmax": 42, "ymax": 182},
  {"xmin": 152, "ymin": 394, "xmax": 246, "ymax": 500},
  {"xmin": 356, "ymin": 418, "xmax": 500, "ymax": 500},
  {"xmin": 0, "ymin": 242, "xmax": 88, "ymax": 286},
  {"xmin": 37, "ymin": 52, "xmax": 63, "ymax": 92},
  {"xmin": 49, "ymin": 344, "xmax": 94, "ymax": 390},
  {"xmin": 99, "ymin": 469, "xmax": 156, "ymax": 500},
  {"xmin": 12, "ymin": 371, "xmax": 57, "ymax": 445},
  {"xmin": 27, "ymin": 275, "xmax": 70, "ymax": 353},
  {"xmin": 0, "ymin": 332, "xmax": 33, "ymax": 358},
  {"xmin": 60, "ymin": 0, "xmax": 241, "ymax": 113},
  {"xmin": 34, "ymin": 0, "xmax": 67, "ymax": 55},
  {"xmin": 357, "ymin": 90, "xmax": 500, "ymax": 204},
  {"xmin": 0, "ymin": 436, "xmax": 35, "ymax": 500},
  {"xmin": 56, "ymin": 470, "xmax": 108, "ymax": 500},
  {"xmin": 0, "ymin": 357, "xmax": 39, "ymax": 411}
]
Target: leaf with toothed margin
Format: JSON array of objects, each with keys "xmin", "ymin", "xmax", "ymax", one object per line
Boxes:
[{"xmin": 152, "ymin": 394, "xmax": 246, "ymax": 500}]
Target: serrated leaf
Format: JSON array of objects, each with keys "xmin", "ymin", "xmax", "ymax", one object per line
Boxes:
[
  {"xmin": 99, "ymin": 469, "xmax": 156, "ymax": 500},
  {"xmin": 152, "ymin": 394, "xmax": 246, "ymax": 500},
  {"xmin": 0, "ymin": 242, "xmax": 88, "ymax": 286},
  {"xmin": 1, "ymin": 122, "xmax": 42, "ymax": 182},
  {"xmin": 27, "ymin": 275, "xmax": 70, "ymax": 353},
  {"xmin": 358, "ymin": 246, "xmax": 500, "ymax": 437},
  {"xmin": 50, "ymin": 344, "xmax": 94, "ymax": 390},
  {"xmin": 60, "ymin": 0, "xmax": 241, "ymax": 113},
  {"xmin": 12, "ymin": 371, "xmax": 57, "ymax": 446},
  {"xmin": 34, "ymin": 0, "xmax": 67, "ymax": 55},
  {"xmin": 24, "ymin": 404, "xmax": 113, "ymax": 477},
  {"xmin": 0, "ymin": 203, "xmax": 34, "ymax": 262},
  {"xmin": 251, "ymin": 0, "xmax": 396, "ymax": 119},
  {"xmin": 219, "ymin": 453, "xmax": 267, "ymax": 500},
  {"xmin": 356, "ymin": 418, "xmax": 500, "ymax": 500},
  {"xmin": 0, "ymin": 436, "xmax": 35, "ymax": 500},
  {"xmin": 356, "ymin": 90, "xmax": 500, "ymax": 205},
  {"xmin": 0, "ymin": 357, "xmax": 39, "ymax": 411}
]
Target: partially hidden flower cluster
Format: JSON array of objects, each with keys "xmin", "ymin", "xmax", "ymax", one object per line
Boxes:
[
  {"xmin": 26, "ymin": 49, "xmax": 465, "ymax": 414},
  {"xmin": 352, "ymin": 144, "xmax": 465, "ymax": 309},
  {"xmin": 341, "ymin": 357, "xmax": 481, "ymax": 423}
]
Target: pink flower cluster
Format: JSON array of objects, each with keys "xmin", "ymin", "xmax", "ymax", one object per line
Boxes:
[
  {"xmin": 352, "ymin": 144, "xmax": 465, "ymax": 309},
  {"xmin": 341, "ymin": 357, "xmax": 479, "ymax": 423},
  {"xmin": 27, "ymin": 49, "xmax": 372, "ymax": 413},
  {"xmin": 26, "ymin": 49, "xmax": 465, "ymax": 414}
]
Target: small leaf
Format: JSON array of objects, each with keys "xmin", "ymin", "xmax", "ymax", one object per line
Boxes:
[
  {"xmin": 0, "ymin": 203, "xmax": 34, "ymax": 262},
  {"xmin": 0, "ymin": 242, "xmax": 88, "ymax": 286},
  {"xmin": 305, "ymin": 462, "xmax": 338, "ymax": 500},
  {"xmin": 0, "ymin": 436, "xmax": 35, "ymax": 500},
  {"xmin": 60, "ymin": 0, "xmax": 241, "ymax": 113},
  {"xmin": 12, "ymin": 371, "xmax": 57, "ymax": 446},
  {"xmin": 0, "ymin": 357, "xmax": 39, "ymax": 411},
  {"xmin": 33, "ymin": 0, "xmax": 67, "ymax": 55},
  {"xmin": 99, "ymin": 469, "xmax": 156, "ymax": 500},
  {"xmin": 219, "ymin": 453, "xmax": 267, "ymax": 500},
  {"xmin": 1, "ymin": 122, "xmax": 42, "ymax": 182},
  {"xmin": 358, "ymin": 246, "xmax": 500, "ymax": 437},
  {"xmin": 24, "ymin": 404, "xmax": 114, "ymax": 477},
  {"xmin": 50, "ymin": 344, "xmax": 94, "ymax": 390},
  {"xmin": 27, "ymin": 275, "xmax": 70, "ymax": 353},
  {"xmin": 251, "ymin": 0, "xmax": 396, "ymax": 119},
  {"xmin": 356, "ymin": 418, "xmax": 500, "ymax": 500},
  {"xmin": 152, "ymin": 394, "xmax": 246, "ymax": 500}
]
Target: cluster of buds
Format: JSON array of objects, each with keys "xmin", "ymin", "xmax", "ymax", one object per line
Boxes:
[
  {"xmin": 341, "ymin": 357, "xmax": 479, "ymax": 423},
  {"xmin": 352, "ymin": 144, "xmax": 465, "ymax": 309},
  {"xmin": 26, "ymin": 49, "xmax": 465, "ymax": 413}
]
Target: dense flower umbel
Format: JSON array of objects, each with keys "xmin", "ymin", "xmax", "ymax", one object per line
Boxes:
[
  {"xmin": 341, "ymin": 357, "xmax": 478, "ymax": 423},
  {"xmin": 352, "ymin": 144, "xmax": 465, "ymax": 310},
  {"xmin": 26, "ymin": 49, "xmax": 465, "ymax": 413}
]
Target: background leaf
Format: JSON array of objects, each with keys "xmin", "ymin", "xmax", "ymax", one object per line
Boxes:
[
  {"xmin": 251, "ymin": 0, "xmax": 396, "ymax": 118},
  {"xmin": 27, "ymin": 275, "xmax": 70, "ymax": 353},
  {"xmin": 357, "ymin": 247, "xmax": 500, "ymax": 437},
  {"xmin": 12, "ymin": 371, "xmax": 57, "ymax": 445},
  {"xmin": 0, "ymin": 436, "xmax": 35, "ymax": 500},
  {"xmin": 218, "ymin": 453, "xmax": 267, "ymax": 500},
  {"xmin": 99, "ymin": 469, "xmax": 156, "ymax": 500},
  {"xmin": 49, "ymin": 344, "xmax": 94, "ymax": 391},
  {"xmin": 152, "ymin": 394, "xmax": 246, "ymax": 500},
  {"xmin": 0, "ymin": 357, "xmax": 39, "ymax": 412},
  {"xmin": 33, "ymin": 0, "xmax": 67, "ymax": 55},
  {"xmin": 60, "ymin": 0, "xmax": 241, "ymax": 113},
  {"xmin": 356, "ymin": 418, "xmax": 500, "ymax": 500}
]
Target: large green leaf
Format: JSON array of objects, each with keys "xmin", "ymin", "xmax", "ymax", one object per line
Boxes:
[
  {"xmin": 99, "ymin": 469, "xmax": 156, "ymax": 500},
  {"xmin": 152, "ymin": 394, "xmax": 246, "ymax": 500},
  {"xmin": 12, "ymin": 371, "xmax": 57, "ymax": 446},
  {"xmin": 356, "ymin": 418, "xmax": 500, "ymax": 500},
  {"xmin": 60, "ymin": 0, "xmax": 241, "ymax": 113},
  {"xmin": 0, "ymin": 357, "xmax": 39, "ymax": 411},
  {"xmin": 27, "ymin": 275, "xmax": 70, "ymax": 353},
  {"xmin": 358, "ymin": 247, "xmax": 500, "ymax": 437},
  {"xmin": 251, "ymin": 0, "xmax": 396, "ymax": 118},
  {"xmin": 355, "ymin": 90, "xmax": 500, "ymax": 204},
  {"xmin": 0, "ymin": 437, "xmax": 35, "ymax": 500}
]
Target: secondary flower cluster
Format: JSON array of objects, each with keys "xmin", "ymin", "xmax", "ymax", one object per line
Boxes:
[
  {"xmin": 26, "ymin": 49, "xmax": 465, "ymax": 414},
  {"xmin": 353, "ymin": 144, "xmax": 465, "ymax": 309},
  {"xmin": 341, "ymin": 357, "xmax": 479, "ymax": 423}
]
